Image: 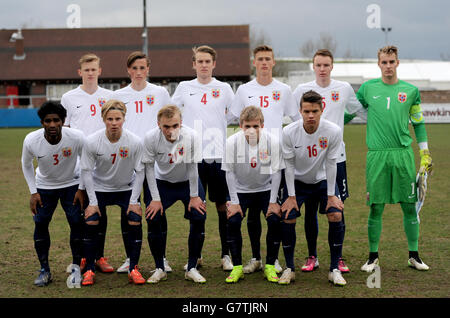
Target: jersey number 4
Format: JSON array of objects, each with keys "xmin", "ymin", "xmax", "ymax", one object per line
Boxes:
[{"xmin": 201, "ymin": 93, "xmax": 208, "ymax": 105}]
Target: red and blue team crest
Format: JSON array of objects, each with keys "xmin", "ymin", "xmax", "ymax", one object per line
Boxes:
[
  {"xmin": 272, "ymin": 91, "xmax": 281, "ymax": 101},
  {"xmin": 398, "ymin": 92, "xmax": 407, "ymax": 103},
  {"xmin": 62, "ymin": 147, "xmax": 72, "ymax": 157},
  {"xmin": 319, "ymin": 137, "xmax": 328, "ymax": 149},
  {"xmin": 259, "ymin": 150, "xmax": 268, "ymax": 161},
  {"xmin": 212, "ymin": 89, "xmax": 220, "ymax": 98},
  {"xmin": 98, "ymin": 98, "xmax": 106, "ymax": 108},
  {"xmin": 119, "ymin": 147, "xmax": 129, "ymax": 158},
  {"xmin": 331, "ymin": 91, "xmax": 339, "ymax": 102},
  {"xmin": 146, "ymin": 95, "xmax": 155, "ymax": 105},
  {"xmin": 177, "ymin": 145, "xmax": 184, "ymax": 156}
]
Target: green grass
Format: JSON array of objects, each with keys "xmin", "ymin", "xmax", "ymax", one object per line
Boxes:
[{"xmin": 0, "ymin": 124, "xmax": 449, "ymax": 298}]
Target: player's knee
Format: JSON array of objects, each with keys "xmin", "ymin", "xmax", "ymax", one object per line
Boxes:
[
  {"xmin": 127, "ymin": 211, "xmax": 142, "ymax": 226},
  {"xmin": 85, "ymin": 213, "xmax": 100, "ymax": 226},
  {"xmin": 228, "ymin": 213, "xmax": 242, "ymax": 226},
  {"xmin": 327, "ymin": 212, "xmax": 342, "ymax": 222},
  {"xmin": 216, "ymin": 202, "xmax": 226, "ymax": 212}
]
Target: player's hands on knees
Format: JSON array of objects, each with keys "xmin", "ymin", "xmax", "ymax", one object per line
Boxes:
[
  {"xmin": 281, "ymin": 196, "xmax": 299, "ymax": 216},
  {"xmin": 188, "ymin": 196, "xmax": 207, "ymax": 215},
  {"xmin": 326, "ymin": 195, "xmax": 344, "ymax": 211},
  {"xmin": 73, "ymin": 189, "xmax": 87, "ymax": 209},
  {"xmin": 85, "ymin": 205, "xmax": 101, "ymax": 220},
  {"xmin": 226, "ymin": 201, "xmax": 243, "ymax": 219},
  {"xmin": 145, "ymin": 200, "xmax": 163, "ymax": 220},
  {"xmin": 127, "ymin": 203, "xmax": 142, "ymax": 217},
  {"xmin": 30, "ymin": 193, "xmax": 43, "ymax": 215},
  {"xmin": 266, "ymin": 202, "xmax": 281, "ymax": 218}
]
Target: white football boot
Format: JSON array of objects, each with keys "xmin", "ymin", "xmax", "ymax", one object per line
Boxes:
[
  {"xmin": 185, "ymin": 268, "xmax": 206, "ymax": 283},
  {"xmin": 243, "ymin": 258, "xmax": 262, "ymax": 274},
  {"xmin": 221, "ymin": 255, "xmax": 234, "ymax": 271},
  {"xmin": 116, "ymin": 258, "xmax": 130, "ymax": 273},
  {"xmin": 146, "ymin": 268, "xmax": 167, "ymax": 284},
  {"xmin": 408, "ymin": 257, "xmax": 429, "ymax": 271},
  {"xmin": 328, "ymin": 269, "xmax": 347, "ymax": 286},
  {"xmin": 360, "ymin": 258, "xmax": 379, "ymax": 272}
]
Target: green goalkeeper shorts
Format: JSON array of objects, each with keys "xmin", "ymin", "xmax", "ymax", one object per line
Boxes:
[{"xmin": 366, "ymin": 147, "xmax": 417, "ymax": 205}]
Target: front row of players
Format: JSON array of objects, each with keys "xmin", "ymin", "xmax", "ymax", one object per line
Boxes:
[{"xmin": 22, "ymin": 90, "xmax": 351, "ymax": 287}]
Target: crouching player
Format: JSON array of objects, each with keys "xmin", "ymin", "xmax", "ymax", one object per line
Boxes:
[
  {"xmin": 142, "ymin": 105, "xmax": 207, "ymax": 284},
  {"xmin": 80, "ymin": 100, "xmax": 146, "ymax": 286},
  {"xmin": 281, "ymin": 90, "xmax": 347, "ymax": 286},
  {"xmin": 21, "ymin": 101, "xmax": 85, "ymax": 287},
  {"xmin": 222, "ymin": 106, "xmax": 289, "ymax": 284}
]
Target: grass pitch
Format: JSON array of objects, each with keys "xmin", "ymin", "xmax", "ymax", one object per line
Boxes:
[{"xmin": 0, "ymin": 124, "xmax": 449, "ymax": 298}]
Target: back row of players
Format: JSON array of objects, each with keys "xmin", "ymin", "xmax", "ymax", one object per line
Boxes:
[{"xmin": 22, "ymin": 44, "xmax": 432, "ymax": 288}]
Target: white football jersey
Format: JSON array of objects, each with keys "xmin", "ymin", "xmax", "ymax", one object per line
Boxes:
[
  {"xmin": 172, "ymin": 78, "xmax": 234, "ymax": 160},
  {"xmin": 111, "ymin": 82, "xmax": 172, "ymax": 138},
  {"xmin": 293, "ymin": 80, "xmax": 362, "ymax": 162},
  {"xmin": 21, "ymin": 127, "xmax": 85, "ymax": 192},
  {"xmin": 222, "ymin": 129, "xmax": 285, "ymax": 193},
  {"xmin": 282, "ymin": 119, "xmax": 342, "ymax": 184},
  {"xmin": 61, "ymin": 86, "xmax": 113, "ymax": 136},
  {"xmin": 142, "ymin": 125, "xmax": 201, "ymax": 183},
  {"xmin": 230, "ymin": 79, "xmax": 300, "ymax": 137},
  {"xmin": 80, "ymin": 128, "xmax": 144, "ymax": 192}
]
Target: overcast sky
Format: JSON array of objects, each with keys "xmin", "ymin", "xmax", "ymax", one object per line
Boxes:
[{"xmin": 1, "ymin": 0, "xmax": 449, "ymax": 60}]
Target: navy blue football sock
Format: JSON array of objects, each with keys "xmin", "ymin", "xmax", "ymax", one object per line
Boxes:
[
  {"xmin": 218, "ymin": 210, "xmax": 229, "ymax": 257},
  {"xmin": 34, "ymin": 221, "xmax": 51, "ymax": 271},
  {"xmin": 265, "ymin": 214, "xmax": 281, "ymax": 265},
  {"xmin": 95, "ymin": 209, "xmax": 107, "ymax": 260},
  {"xmin": 69, "ymin": 222, "xmax": 83, "ymax": 266},
  {"xmin": 128, "ymin": 224, "xmax": 142, "ymax": 271},
  {"xmin": 161, "ymin": 213, "xmax": 168, "ymax": 258},
  {"xmin": 120, "ymin": 212, "xmax": 130, "ymax": 258},
  {"xmin": 281, "ymin": 222, "xmax": 296, "ymax": 271},
  {"xmin": 147, "ymin": 218, "xmax": 165, "ymax": 270},
  {"xmin": 304, "ymin": 200, "xmax": 319, "ymax": 257},
  {"xmin": 247, "ymin": 207, "xmax": 262, "ymax": 260},
  {"xmin": 83, "ymin": 223, "xmax": 98, "ymax": 271},
  {"xmin": 188, "ymin": 220, "xmax": 206, "ymax": 270},
  {"xmin": 328, "ymin": 221, "xmax": 345, "ymax": 271},
  {"xmin": 227, "ymin": 214, "xmax": 243, "ymax": 266}
]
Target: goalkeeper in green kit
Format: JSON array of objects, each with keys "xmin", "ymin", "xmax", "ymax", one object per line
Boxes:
[{"xmin": 354, "ymin": 46, "xmax": 433, "ymax": 272}]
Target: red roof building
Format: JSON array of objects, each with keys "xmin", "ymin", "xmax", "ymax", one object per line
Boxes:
[{"xmin": 0, "ymin": 25, "xmax": 250, "ymax": 107}]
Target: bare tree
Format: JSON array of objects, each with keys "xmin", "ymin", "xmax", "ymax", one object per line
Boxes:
[
  {"xmin": 440, "ymin": 52, "xmax": 450, "ymax": 61},
  {"xmin": 250, "ymin": 26, "xmax": 272, "ymax": 52},
  {"xmin": 299, "ymin": 32, "xmax": 338, "ymax": 59}
]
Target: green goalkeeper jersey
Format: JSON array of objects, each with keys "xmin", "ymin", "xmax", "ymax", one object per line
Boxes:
[{"xmin": 356, "ymin": 78, "xmax": 427, "ymax": 150}]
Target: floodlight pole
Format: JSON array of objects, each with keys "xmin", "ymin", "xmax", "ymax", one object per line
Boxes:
[
  {"xmin": 142, "ymin": 0, "xmax": 148, "ymax": 56},
  {"xmin": 381, "ymin": 27, "xmax": 392, "ymax": 45}
]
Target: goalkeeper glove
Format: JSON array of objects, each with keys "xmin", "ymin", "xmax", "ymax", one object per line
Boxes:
[{"xmin": 419, "ymin": 149, "xmax": 433, "ymax": 176}]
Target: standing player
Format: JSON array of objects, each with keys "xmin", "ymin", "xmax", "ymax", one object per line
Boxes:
[
  {"xmin": 21, "ymin": 101, "xmax": 85, "ymax": 287},
  {"xmin": 292, "ymin": 49, "xmax": 365, "ymax": 273},
  {"xmin": 61, "ymin": 53, "xmax": 114, "ymax": 274},
  {"xmin": 222, "ymin": 106, "xmax": 290, "ymax": 284},
  {"xmin": 142, "ymin": 105, "xmax": 207, "ymax": 284},
  {"xmin": 80, "ymin": 100, "xmax": 146, "ymax": 286},
  {"xmin": 61, "ymin": 53, "xmax": 113, "ymax": 136},
  {"xmin": 356, "ymin": 46, "xmax": 433, "ymax": 272},
  {"xmin": 229, "ymin": 45, "xmax": 300, "ymax": 274},
  {"xmin": 281, "ymin": 90, "xmax": 347, "ymax": 286},
  {"xmin": 112, "ymin": 51, "xmax": 172, "ymax": 273},
  {"xmin": 171, "ymin": 45, "xmax": 235, "ymax": 271}
]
